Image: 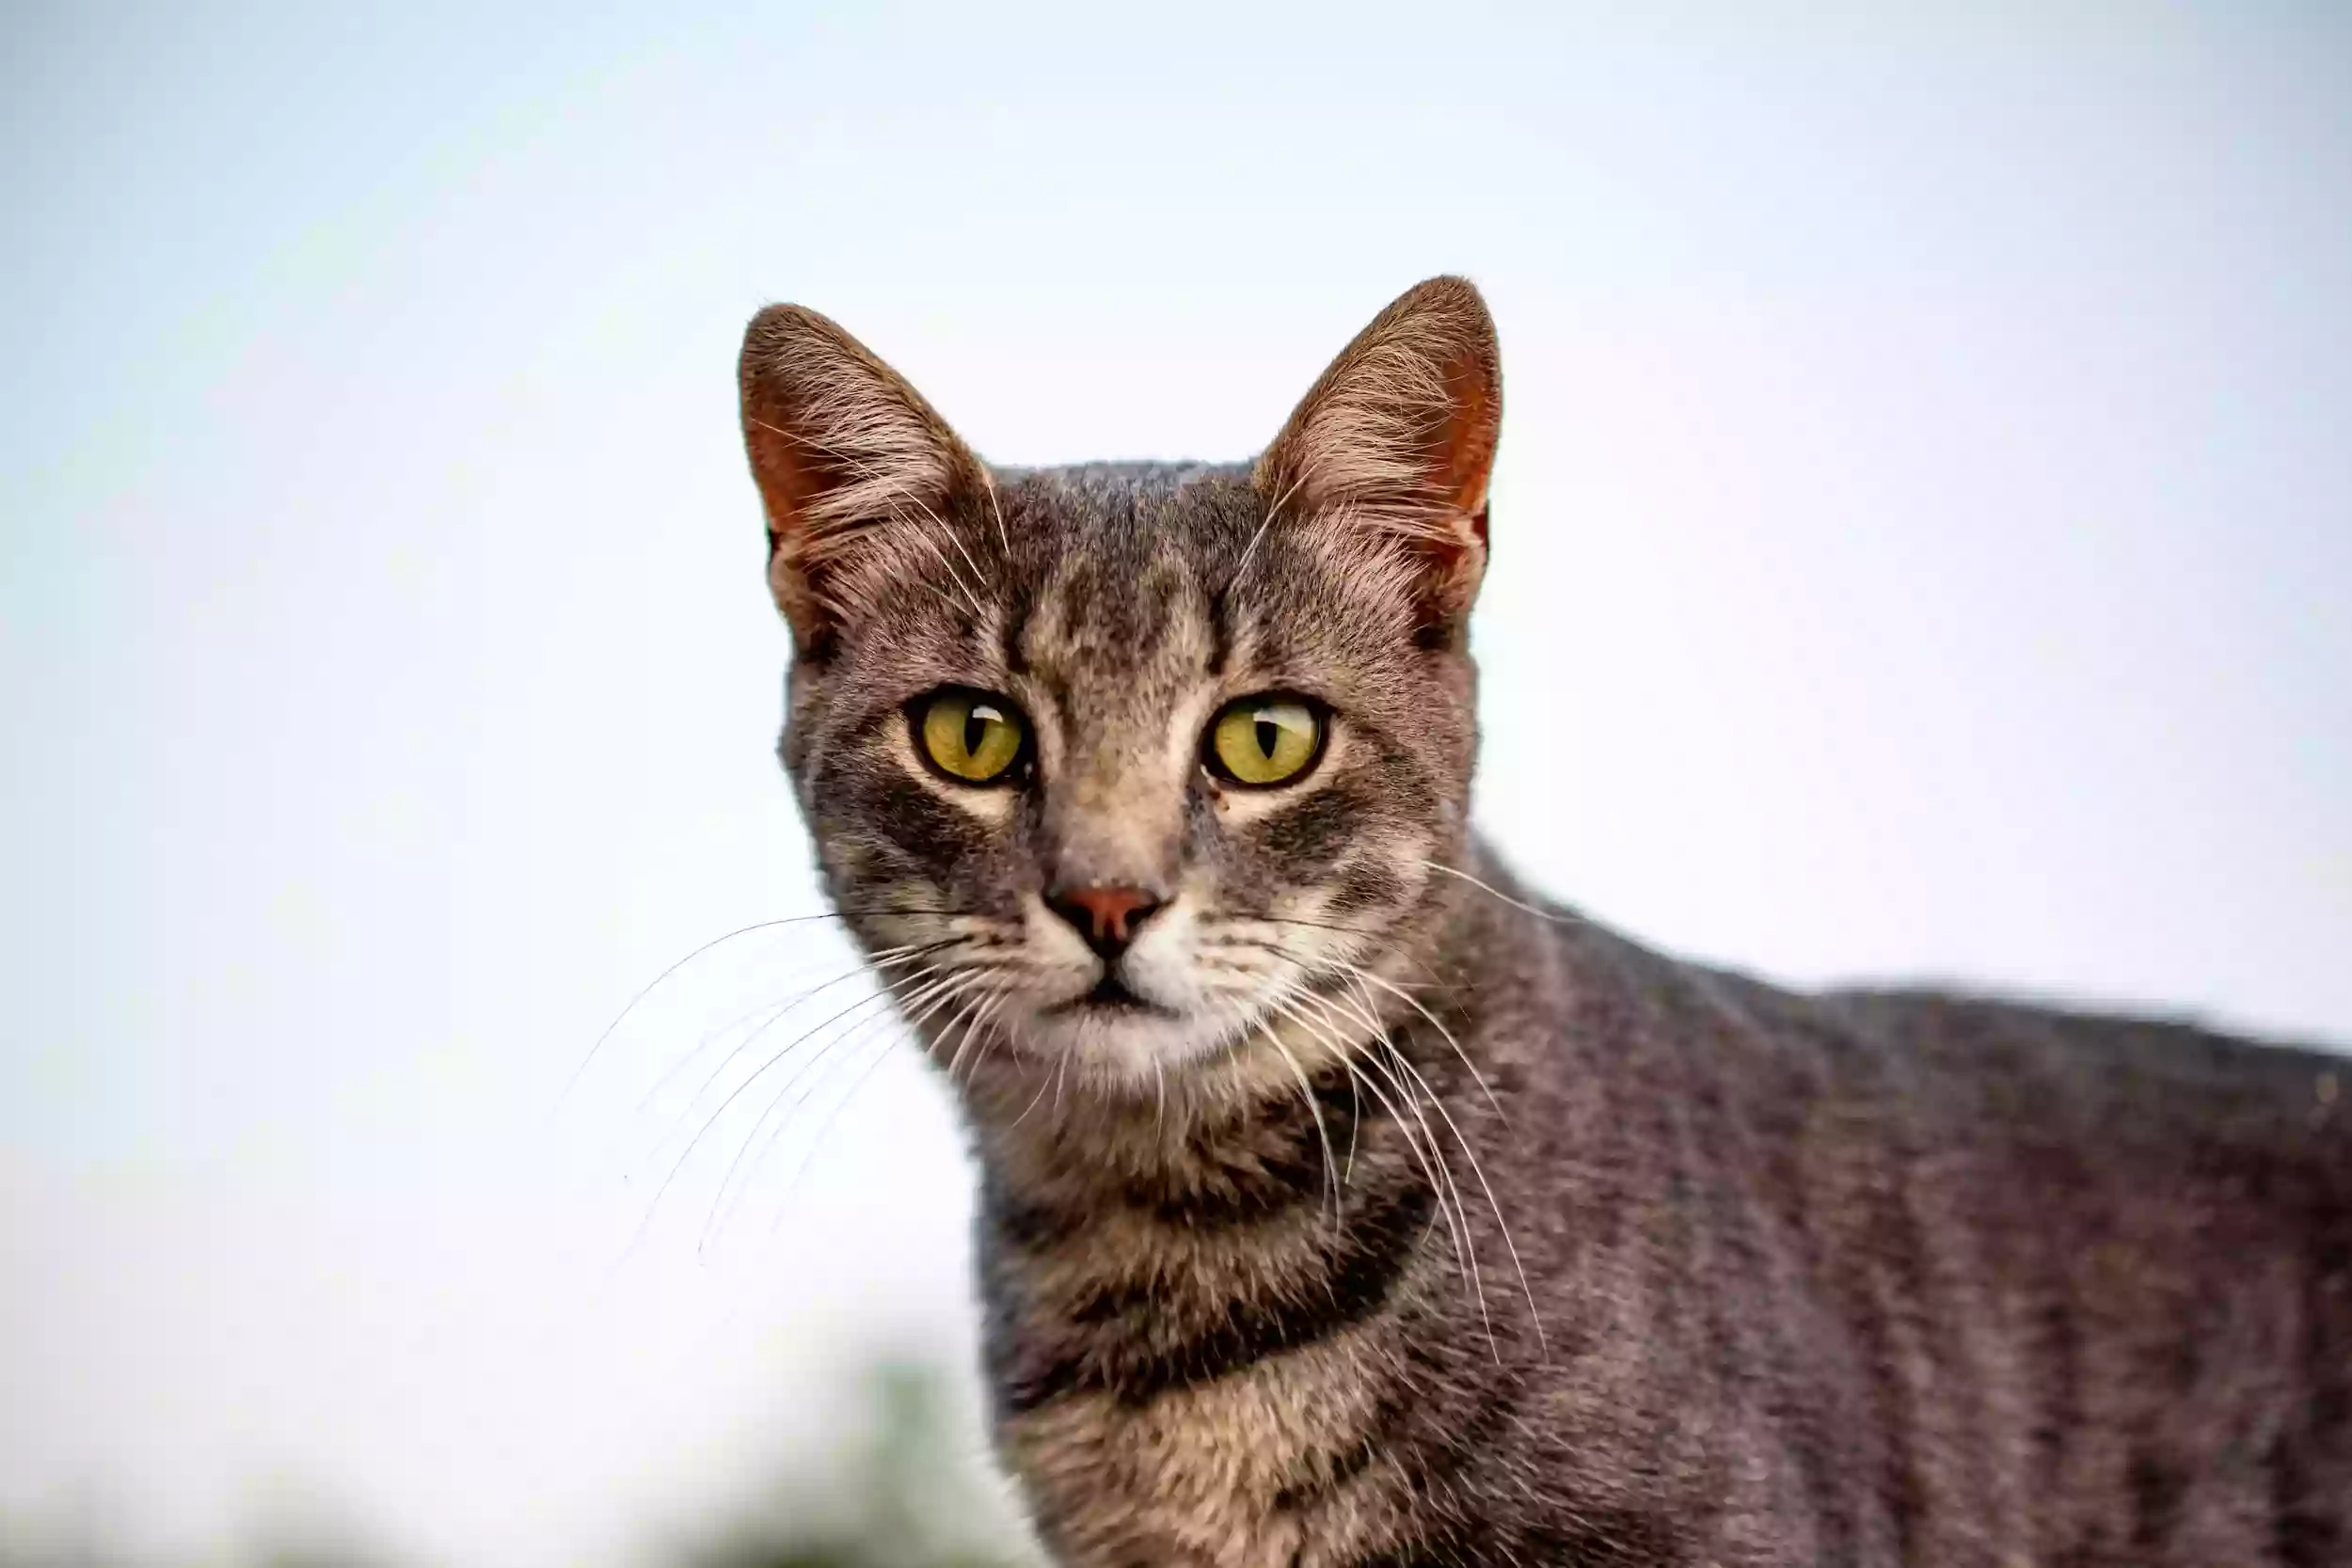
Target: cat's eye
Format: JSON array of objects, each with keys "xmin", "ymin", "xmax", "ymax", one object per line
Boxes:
[
  {"xmin": 915, "ymin": 689, "xmax": 1027, "ymax": 784},
  {"xmin": 1206, "ymin": 695, "xmax": 1325, "ymax": 787}
]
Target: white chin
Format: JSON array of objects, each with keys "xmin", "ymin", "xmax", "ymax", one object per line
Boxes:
[{"xmin": 1017, "ymin": 1005, "xmax": 1238, "ymax": 1088}]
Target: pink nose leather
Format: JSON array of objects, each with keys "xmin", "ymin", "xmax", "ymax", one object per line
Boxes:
[{"xmin": 1049, "ymin": 884, "xmax": 1163, "ymax": 957}]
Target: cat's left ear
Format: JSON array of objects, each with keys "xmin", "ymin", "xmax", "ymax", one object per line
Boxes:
[
  {"xmin": 1256, "ymin": 276, "xmax": 1502, "ymax": 623},
  {"xmin": 739, "ymin": 304, "xmax": 990, "ymax": 650}
]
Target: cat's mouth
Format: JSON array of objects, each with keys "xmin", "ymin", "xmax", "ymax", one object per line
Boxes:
[{"xmin": 1045, "ymin": 973, "xmax": 1180, "ymax": 1019}]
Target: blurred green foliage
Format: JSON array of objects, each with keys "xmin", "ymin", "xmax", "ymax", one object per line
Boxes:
[
  {"xmin": 673, "ymin": 1361, "xmax": 1035, "ymax": 1568},
  {"xmin": 1, "ymin": 1361, "xmax": 1039, "ymax": 1568}
]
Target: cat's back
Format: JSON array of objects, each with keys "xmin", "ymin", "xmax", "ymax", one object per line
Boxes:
[
  {"xmin": 1546, "ymin": 910, "xmax": 2352, "ymax": 1298},
  {"xmin": 1513, "ymin": 890, "xmax": 2347, "ymax": 1197},
  {"xmin": 1816, "ymin": 983, "xmax": 2350, "ymax": 1197},
  {"xmin": 1486, "ymin": 891, "xmax": 2352, "ymax": 1563},
  {"xmin": 1807, "ymin": 987, "xmax": 2352, "ymax": 1564}
]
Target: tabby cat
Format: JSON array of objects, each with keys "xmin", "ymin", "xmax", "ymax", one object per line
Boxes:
[{"xmin": 735, "ymin": 277, "xmax": 2350, "ymax": 1566}]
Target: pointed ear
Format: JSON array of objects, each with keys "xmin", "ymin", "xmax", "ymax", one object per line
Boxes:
[
  {"xmin": 1255, "ymin": 276, "xmax": 1502, "ymax": 622},
  {"xmin": 739, "ymin": 304, "xmax": 989, "ymax": 646}
]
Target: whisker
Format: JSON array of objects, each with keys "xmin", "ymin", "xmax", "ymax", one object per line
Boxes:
[
  {"xmin": 1253, "ymin": 1015, "xmax": 1343, "ymax": 1227},
  {"xmin": 1337, "ymin": 978, "xmax": 1550, "ymax": 1363},
  {"xmin": 980, "ymin": 468, "xmax": 1011, "ymax": 560},
  {"xmin": 1207, "ymin": 925, "xmax": 1454, "ymax": 1000},
  {"xmin": 1258, "ymin": 995, "xmax": 1374, "ymax": 1201},
  {"xmin": 705, "ymin": 1006, "xmax": 902, "ymax": 1247},
  {"xmin": 771, "ymin": 1025, "xmax": 914, "ymax": 1219},
  {"xmin": 645, "ymin": 960, "xmax": 958, "ymax": 1226},
  {"xmin": 706, "ymin": 964, "xmax": 983, "ymax": 1239},
  {"xmin": 1340, "ymin": 1050, "xmax": 1363, "ymax": 1182},
  {"xmin": 561, "ymin": 916, "xmax": 846, "ymax": 1109},
  {"xmin": 710, "ymin": 969, "xmax": 985, "ymax": 1249},
  {"xmin": 1421, "ymin": 859, "xmax": 1586, "ymax": 927},
  {"xmin": 952, "ymin": 994, "xmax": 1014, "ymax": 1094},
  {"xmin": 1277, "ymin": 990, "xmax": 1488, "ymax": 1356},
  {"xmin": 1337, "ymin": 963, "xmax": 1508, "ymax": 1130},
  {"xmin": 1279, "ymin": 994, "xmax": 1504, "ymax": 1369},
  {"xmin": 1008, "ymin": 1064, "xmax": 1057, "ymax": 1131},
  {"xmin": 1228, "ymin": 466, "xmax": 1309, "ymax": 593},
  {"xmin": 940, "ymin": 980, "xmax": 1011, "ymax": 1084},
  {"xmin": 661, "ymin": 943, "xmax": 961, "ymax": 1147},
  {"xmin": 561, "ymin": 906, "xmax": 989, "ymax": 1110},
  {"xmin": 1246, "ymin": 913, "xmax": 1383, "ymax": 939},
  {"xmin": 631, "ymin": 940, "xmax": 947, "ymax": 1117}
]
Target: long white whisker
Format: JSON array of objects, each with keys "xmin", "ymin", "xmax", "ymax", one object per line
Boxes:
[
  {"xmin": 560, "ymin": 916, "xmax": 867, "ymax": 1109},
  {"xmin": 1229, "ymin": 467, "xmax": 1310, "ymax": 594},
  {"xmin": 702, "ymin": 968, "xmax": 978, "ymax": 1247},
  {"xmin": 658, "ymin": 983, "xmax": 902, "ymax": 1170},
  {"xmin": 955, "ymin": 995, "xmax": 1013, "ymax": 1093},
  {"xmin": 928, "ymin": 504, "xmax": 993, "ymax": 617},
  {"xmin": 642, "ymin": 956, "xmax": 962, "ymax": 1242},
  {"xmin": 1421, "ymin": 858, "xmax": 1586, "ymax": 927},
  {"xmin": 1340, "ymin": 963, "xmax": 1508, "ymax": 1129},
  {"xmin": 633, "ymin": 942, "xmax": 945, "ymax": 1117},
  {"xmin": 883, "ymin": 501, "xmax": 987, "ymax": 620},
  {"xmin": 880, "ymin": 484, "xmax": 990, "ymax": 622},
  {"xmin": 705, "ymin": 1006, "xmax": 898, "ymax": 1247},
  {"xmin": 1279, "ymin": 990, "xmax": 1488, "ymax": 1358},
  {"xmin": 1007, "ymin": 1065, "xmax": 1056, "ymax": 1131},
  {"xmin": 940, "ymin": 979, "xmax": 1009, "ymax": 1083},
  {"xmin": 1348, "ymin": 987, "xmax": 1549, "ymax": 1363},
  {"xmin": 773, "ymin": 1025, "xmax": 914, "ymax": 1214},
  {"xmin": 749, "ymin": 973, "xmax": 992, "ymax": 1240},
  {"xmin": 664, "ymin": 954, "xmax": 947, "ymax": 1154},
  {"xmin": 1254, "ymin": 1016, "xmax": 1342, "ymax": 1227},
  {"xmin": 981, "ymin": 469, "xmax": 1010, "ymax": 559}
]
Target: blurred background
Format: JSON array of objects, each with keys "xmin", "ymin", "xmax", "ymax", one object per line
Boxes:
[{"xmin": 5, "ymin": 3, "xmax": 2348, "ymax": 1563}]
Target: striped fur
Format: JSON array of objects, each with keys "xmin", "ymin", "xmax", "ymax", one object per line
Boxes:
[{"xmin": 738, "ymin": 278, "xmax": 2352, "ymax": 1565}]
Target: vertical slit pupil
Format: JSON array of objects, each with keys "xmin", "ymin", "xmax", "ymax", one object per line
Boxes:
[
  {"xmin": 1255, "ymin": 717, "xmax": 1279, "ymax": 759},
  {"xmin": 964, "ymin": 710, "xmax": 990, "ymax": 756}
]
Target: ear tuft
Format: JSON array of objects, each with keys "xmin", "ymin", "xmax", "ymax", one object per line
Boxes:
[
  {"xmin": 1255, "ymin": 276, "xmax": 1502, "ymax": 619},
  {"xmin": 739, "ymin": 305, "xmax": 985, "ymax": 644}
]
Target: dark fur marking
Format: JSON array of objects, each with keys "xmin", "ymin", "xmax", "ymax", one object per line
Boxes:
[
  {"xmin": 1003, "ymin": 1173, "xmax": 1436, "ymax": 1413},
  {"xmin": 1327, "ymin": 857, "xmax": 1407, "ymax": 920},
  {"xmin": 1001, "ymin": 579, "xmax": 1034, "ymax": 674},
  {"xmin": 1351, "ymin": 1507, "xmax": 1679, "ymax": 1568},
  {"xmin": 2126, "ymin": 1450, "xmax": 2185, "ymax": 1550},
  {"xmin": 1206, "ymin": 582, "xmax": 1237, "ymax": 677},
  {"xmin": 1258, "ymin": 781, "xmax": 1375, "ymax": 878},
  {"xmin": 1270, "ymin": 1430, "xmax": 1382, "ymax": 1513}
]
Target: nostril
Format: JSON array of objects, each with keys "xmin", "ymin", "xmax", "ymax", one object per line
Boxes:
[{"xmin": 1047, "ymin": 884, "xmax": 1165, "ymax": 958}]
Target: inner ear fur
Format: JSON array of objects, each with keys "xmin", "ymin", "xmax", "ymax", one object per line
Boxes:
[
  {"xmin": 1255, "ymin": 276, "xmax": 1502, "ymax": 621},
  {"xmin": 738, "ymin": 304, "xmax": 989, "ymax": 647}
]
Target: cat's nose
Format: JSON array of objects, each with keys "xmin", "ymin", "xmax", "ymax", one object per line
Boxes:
[{"xmin": 1046, "ymin": 883, "xmax": 1165, "ymax": 960}]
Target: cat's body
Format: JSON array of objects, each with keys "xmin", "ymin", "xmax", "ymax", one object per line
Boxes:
[
  {"xmin": 735, "ymin": 280, "xmax": 2351, "ymax": 1565},
  {"xmin": 975, "ymin": 842, "xmax": 2351, "ymax": 1565}
]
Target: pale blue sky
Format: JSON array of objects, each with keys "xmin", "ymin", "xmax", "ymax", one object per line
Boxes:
[{"xmin": 5, "ymin": 4, "xmax": 2348, "ymax": 1562}]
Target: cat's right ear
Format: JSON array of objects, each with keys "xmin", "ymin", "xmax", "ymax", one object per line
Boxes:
[
  {"xmin": 1256, "ymin": 277, "xmax": 1502, "ymax": 626},
  {"xmin": 738, "ymin": 305, "xmax": 988, "ymax": 648}
]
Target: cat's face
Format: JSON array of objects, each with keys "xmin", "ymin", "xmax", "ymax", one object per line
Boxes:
[{"xmin": 739, "ymin": 279, "xmax": 1501, "ymax": 1101}]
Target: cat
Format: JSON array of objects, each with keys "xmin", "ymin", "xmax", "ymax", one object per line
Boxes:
[{"xmin": 734, "ymin": 277, "xmax": 2351, "ymax": 1567}]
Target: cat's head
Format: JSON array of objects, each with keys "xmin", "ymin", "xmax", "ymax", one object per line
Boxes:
[{"xmin": 738, "ymin": 278, "xmax": 1500, "ymax": 1105}]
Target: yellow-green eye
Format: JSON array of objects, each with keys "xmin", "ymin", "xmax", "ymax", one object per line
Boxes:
[
  {"xmin": 1208, "ymin": 695, "xmax": 1324, "ymax": 786},
  {"xmin": 918, "ymin": 689, "xmax": 1026, "ymax": 784}
]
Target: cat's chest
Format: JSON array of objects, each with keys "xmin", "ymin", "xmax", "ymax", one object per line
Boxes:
[
  {"xmin": 988, "ymin": 1318, "xmax": 1410, "ymax": 1568},
  {"xmin": 973, "ymin": 1163, "xmax": 1447, "ymax": 1568}
]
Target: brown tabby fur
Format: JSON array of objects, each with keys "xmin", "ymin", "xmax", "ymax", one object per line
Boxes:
[{"xmin": 736, "ymin": 278, "xmax": 2352, "ymax": 1566}]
